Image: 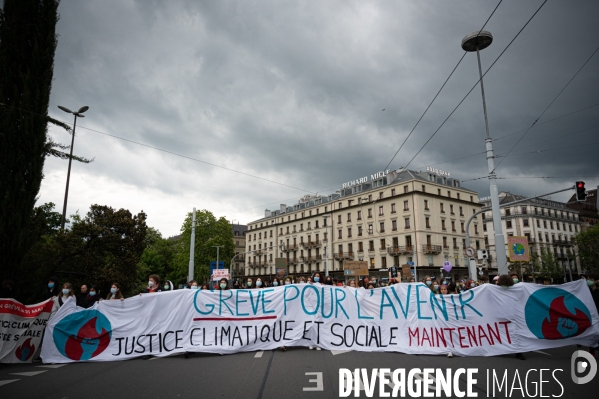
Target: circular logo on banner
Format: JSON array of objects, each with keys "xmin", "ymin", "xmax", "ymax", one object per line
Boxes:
[
  {"xmin": 53, "ymin": 310, "xmax": 112, "ymax": 360},
  {"xmin": 14, "ymin": 338, "xmax": 36, "ymax": 361},
  {"xmin": 524, "ymin": 288, "xmax": 592, "ymax": 340}
]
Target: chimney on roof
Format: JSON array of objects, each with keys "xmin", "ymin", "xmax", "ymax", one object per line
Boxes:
[
  {"xmin": 280, "ymin": 204, "xmax": 286, "ymax": 213},
  {"xmin": 265, "ymin": 209, "xmax": 271, "ymax": 218}
]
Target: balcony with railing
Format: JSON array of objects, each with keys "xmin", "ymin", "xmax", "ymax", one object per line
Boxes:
[
  {"xmin": 386, "ymin": 246, "xmax": 412, "ymax": 255},
  {"xmin": 422, "ymin": 244, "xmax": 442, "ymax": 254},
  {"xmin": 553, "ymin": 239, "xmax": 572, "ymax": 246}
]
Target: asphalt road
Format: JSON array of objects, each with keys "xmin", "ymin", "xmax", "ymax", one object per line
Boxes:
[{"xmin": 1, "ymin": 345, "xmax": 597, "ymax": 398}]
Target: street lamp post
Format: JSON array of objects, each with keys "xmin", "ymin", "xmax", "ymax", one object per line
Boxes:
[
  {"xmin": 461, "ymin": 31, "xmax": 508, "ymax": 276},
  {"xmin": 322, "ymin": 214, "xmax": 331, "ymax": 277},
  {"xmin": 57, "ymin": 105, "xmax": 89, "ymax": 231}
]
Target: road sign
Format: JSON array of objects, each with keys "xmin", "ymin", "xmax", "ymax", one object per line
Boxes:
[
  {"xmin": 465, "ymin": 247, "xmax": 475, "ymax": 257},
  {"xmin": 407, "ymin": 262, "xmax": 415, "ymax": 266}
]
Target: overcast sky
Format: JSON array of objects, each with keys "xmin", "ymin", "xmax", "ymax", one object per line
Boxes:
[{"xmin": 39, "ymin": 0, "xmax": 599, "ymax": 237}]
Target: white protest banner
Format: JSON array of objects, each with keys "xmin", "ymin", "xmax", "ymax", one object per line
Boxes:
[
  {"xmin": 41, "ymin": 280, "xmax": 599, "ymax": 363},
  {"xmin": 212, "ymin": 269, "xmax": 230, "ymax": 281},
  {"xmin": 0, "ymin": 298, "xmax": 54, "ymax": 363}
]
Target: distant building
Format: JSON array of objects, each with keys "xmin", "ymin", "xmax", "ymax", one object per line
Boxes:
[
  {"xmin": 245, "ymin": 167, "xmax": 483, "ymax": 282},
  {"xmin": 480, "ymin": 192, "xmax": 581, "ymax": 277},
  {"xmin": 232, "ymin": 224, "xmax": 248, "ymax": 281},
  {"xmin": 566, "ymin": 187, "xmax": 599, "ymax": 231}
]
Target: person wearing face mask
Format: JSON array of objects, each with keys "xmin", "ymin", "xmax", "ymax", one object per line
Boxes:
[
  {"xmin": 188, "ymin": 280, "xmax": 199, "ymax": 289},
  {"xmin": 55, "ymin": 282, "xmax": 74, "ymax": 307},
  {"xmin": 246, "ymin": 278, "xmax": 254, "ymax": 289},
  {"xmin": 348, "ymin": 279, "xmax": 357, "ymax": 288},
  {"xmin": 105, "ymin": 283, "xmax": 124, "ymax": 301},
  {"xmin": 510, "ymin": 274, "xmax": 520, "ymax": 284},
  {"xmin": 424, "ymin": 275, "xmax": 433, "ymax": 288},
  {"xmin": 272, "ymin": 277, "xmax": 281, "ymax": 288},
  {"xmin": 431, "ymin": 281, "xmax": 440, "ymax": 294},
  {"xmin": 162, "ymin": 280, "xmax": 174, "ymax": 292},
  {"xmin": 255, "ymin": 278, "xmax": 264, "ymax": 289},
  {"xmin": 43, "ymin": 276, "xmax": 60, "ymax": 300},
  {"xmin": 142, "ymin": 274, "xmax": 162, "ymax": 294},
  {"xmin": 324, "ymin": 276, "xmax": 334, "ymax": 286},
  {"xmin": 312, "ymin": 272, "xmax": 323, "ymax": 285},
  {"xmin": 284, "ymin": 277, "xmax": 292, "ymax": 285},
  {"xmin": 82, "ymin": 285, "xmax": 101, "ymax": 308},
  {"xmin": 218, "ymin": 278, "xmax": 229, "ymax": 290}
]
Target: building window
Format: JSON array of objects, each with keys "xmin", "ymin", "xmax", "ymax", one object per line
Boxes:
[
  {"xmin": 447, "ymin": 191, "xmax": 451, "ymax": 198},
  {"xmin": 404, "ymin": 185, "xmax": 408, "ymax": 193},
  {"xmin": 505, "ymin": 209, "xmax": 511, "ymax": 216},
  {"xmin": 391, "ymin": 189, "xmax": 396, "ymax": 196},
  {"xmin": 424, "ymin": 200, "xmax": 429, "ymax": 210},
  {"xmin": 440, "ymin": 203, "xmax": 445, "ymax": 213},
  {"xmin": 338, "ymin": 229, "xmax": 342, "ymax": 239},
  {"xmin": 357, "ymin": 210, "xmax": 362, "ymax": 220},
  {"xmin": 370, "ymin": 258, "xmax": 375, "ymax": 268},
  {"xmin": 422, "ymin": 185, "xmax": 426, "ymax": 192},
  {"xmin": 450, "ymin": 205, "xmax": 454, "ymax": 215},
  {"xmin": 441, "ymin": 220, "xmax": 446, "ymax": 230},
  {"xmin": 506, "ymin": 220, "xmax": 512, "ymax": 229},
  {"xmin": 379, "ymin": 222, "xmax": 385, "ymax": 232},
  {"xmin": 369, "ymin": 241, "xmax": 375, "ymax": 251},
  {"xmin": 358, "ymin": 242, "xmax": 364, "ymax": 252},
  {"xmin": 457, "ymin": 193, "xmax": 460, "ymax": 200},
  {"xmin": 380, "ymin": 239, "xmax": 386, "ymax": 249},
  {"xmin": 347, "ymin": 213, "xmax": 351, "ymax": 222},
  {"xmin": 392, "ymin": 220, "xmax": 397, "ymax": 231},
  {"xmin": 443, "ymin": 237, "xmax": 447, "ymax": 248},
  {"xmin": 379, "ymin": 206, "xmax": 384, "ymax": 216},
  {"xmin": 347, "ymin": 227, "xmax": 352, "ymax": 238},
  {"xmin": 403, "ymin": 200, "xmax": 409, "ymax": 211},
  {"xmin": 368, "ymin": 224, "xmax": 373, "ymax": 235},
  {"xmin": 337, "ymin": 215, "xmax": 341, "ymax": 224},
  {"xmin": 379, "ymin": 192, "xmax": 383, "ymax": 199},
  {"xmin": 391, "ymin": 203, "xmax": 396, "ymax": 213},
  {"xmin": 426, "ymin": 217, "xmax": 431, "ymax": 229},
  {"xmin": 368, "ymin": 209, "xmax": 372, "ymax": 218},
  {"xmin": 358, "ymin": 226, "xmax": 363, "ymax": 236},
  {"xmin": 461, "ymin": 222, "xmax": 465, "ymax": 233},
  {"xmin": 459, "ymin": 206, "xmax": 463, "ymax": 216},
  {"xmin": 523, "ymin": 219, "xmax": 529, "ymax": 227},
  {"xmin": 404, "ymin": 218, "xmax": 410, "ymax": 229},
  {"xmin": 381, "ymin": 257, "xmax": 387, "ymax": 267},
  {"xmin": 474, "ymin": 225, "xmax": 478, "ymax": 234},
  {"xmin": 451, "ymin": 221, "xmax": 456, "ymax": 232}
]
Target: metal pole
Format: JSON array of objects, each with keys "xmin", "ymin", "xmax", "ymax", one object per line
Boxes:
[
  {"xmin": 474, "ymin": 45, "xmax": 508, "ymax": 276},
  {"xmin": 216, "ymin": 246, "xmax": 220, "ymax": 268},
  {"xmin": 60, "ymin": 114, "xmax": 78, "ymax": 231},
  {"xmin": 188, "ymin": 208, "xmax": 196, "ymax": 282}
]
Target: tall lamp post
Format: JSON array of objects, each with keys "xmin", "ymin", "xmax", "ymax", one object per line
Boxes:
[
  {"xmin": 461, "ymin": 31, "xmax": 508, "ymax": 276},
  {"xmin": 322, "ymin": 214, "xmax": 331, "ymax": 277},
  {"xmin": 57, "ymin": 105, "xmax": 89, "ymax": 231}
]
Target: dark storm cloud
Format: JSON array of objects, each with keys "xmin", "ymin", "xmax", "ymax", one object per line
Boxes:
[{"xmin": 39, "ymin": 0, "xmax": 599, "ymax": 235}]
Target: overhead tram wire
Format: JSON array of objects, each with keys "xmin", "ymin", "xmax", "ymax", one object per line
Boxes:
[
  {"xmin": 0, "ymin": 102, "xmax": 317, "ymax": 194},
  {"xmin": 383, "ymin": 0, "xmax": 503, "ymax": 172},
  {"xmin": 399, "ymin": 0, "xmax": 550, "ymax": 174},
  {"xmin": 493, "ymin": 102, "xmax": 599, "ymax": 142},
  {"xmin": 461, "ymin": 175, "xmax": 599, "ymax": 183},
  {"xmin": 491, "ymin": 44, "xmax": 599, "ymax": 173}
]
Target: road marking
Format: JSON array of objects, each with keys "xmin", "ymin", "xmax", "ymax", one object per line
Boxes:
[
  {"xmin": 0, "ymin": 380, "xmax": 20, "ymax": 386},
  {"xmin": 149, "ymin": 356, "xmax": 160, "ymax": 360},
  {"xmin": 255, "ymin": 351, "xmax": 264, "ymax": 358},
  {"xmin": 414, "ymin": 372, "xmax": 437, "ymax": 390},
  {"xmin": 36, "ymin": 364, "xmax": 67, "ymax": 368},
  {"xmin": 533, "ymin": 350, "xmax": 551, "ymax": 356},
  {"xmin": 10, "ymin": 371, "xmax": 47, "ymax": 377},
  {"xmin": 331, "ymin": 350, "xmax": 351, "ymax": 356},
  {"xmin": 304, "ymin": 372, "xmax": 324, "ymax": 391}
]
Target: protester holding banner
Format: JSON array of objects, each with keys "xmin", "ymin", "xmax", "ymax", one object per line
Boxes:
[
  {"xmin": 312, "ymin": 272, "xmax": 324, "ymax": 285},
  {"xmin": 255, "ymin": 278, "xmax": 264, "ymax": 288},
  {"xmin": 246, "ymin": 278, "xmax": 253, "ymax": 289},
  {"xmin": 42, "ymin": 276, "xmax": 60, "ymax": 300},
  {"xmin": 142, "ymin": 274, "xmax": 162, "ymax": 294},
  {"xmin": 218, "ymin": 278, "xmax": 229, "ymax": 290},
  {"xmin": 439, "ymin": 284, "xmax": 449, "ymax": 295},
  {"xmin": 104, "ymin": 283, "xmax": 124, "ymax": 301},
  {"xmin": 271, "ymin": 277, "xmax": 281, "ymax": 287},
  {"xmin": 201, "ymin": 284, "xmax": 208, "ymax": 290},
  {"xmin": 188, "ymin": 280, "xmax": 198, "ymax": 289},
  {"xmin": 76, "ymin": 285, "xmax": 89, "ymax": 307},
  {"xmin": 55, "ymin": 283, "xmax": 74, "ymax": 308}
]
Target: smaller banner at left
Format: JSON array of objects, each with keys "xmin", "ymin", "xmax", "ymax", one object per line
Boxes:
[{"xmin": 0, "ymin": 298, "xmax": 54, "ymax": 363}]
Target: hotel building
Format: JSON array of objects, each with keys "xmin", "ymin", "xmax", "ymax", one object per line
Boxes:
[{"xmin": 245, "ymin": 168, "xmax": 483, "ymax": 282}]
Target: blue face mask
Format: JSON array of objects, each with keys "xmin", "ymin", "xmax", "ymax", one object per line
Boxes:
[
  {"xmin": 314, "ymin": 277, "xmax": 320, "ymax": 283},
  {"xmin": 273, "ymin": 282, "xmax": 278, "ymax": 286},
  {"xmin": 191, "ymin": 285, "xmax": 198, "ymax": 289},
  {"xmin": 256, "ymin": 281, "xmax": 262, "ymax": 287},
  {"xmin": 110, "ymin": 288, "xmax": 117, "ymax": 294},
  {"xmin": 89, "ymin": 291, "xmax": 96, "ymax": 297},
  {"xmin": 48, "ymin": 283, "xmax": 55, "ymax": 289},
  {"xmin": 426, "ymin": 281, "xmax": 432, "ymax": 286},
  {"xmin": 62, "ymin": 289, "xmax": 70, "ymax": 295}
]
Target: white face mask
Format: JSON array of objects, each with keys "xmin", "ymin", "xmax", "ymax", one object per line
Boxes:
[
  {"xmin": 191, "ymin": 285, "xmax": 198, "ymax": 289},
  {"xmin": 148, "ymin": 281, "xmax": 154, "ymax": 287}
]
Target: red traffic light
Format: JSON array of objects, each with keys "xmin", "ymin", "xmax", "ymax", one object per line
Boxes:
[{"xmin": 577, "ymin": 182, "xmax": 584, "ymax": 188}]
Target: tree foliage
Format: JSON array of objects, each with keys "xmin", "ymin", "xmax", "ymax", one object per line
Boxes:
[
  {"xmin": 573, "ymin": 224, "xmax": 599, "ymax": 275},
  {"xmin": 19, "ymin": 204, "xmax": 147, "ymax": 301},
  {"xmin": 169, "ymin": 210, "xmax": 234, "ymax": 285},
  {"xmin": 535, "ymin": 247, "xmax": 565, "ymax": 282},
  {"xmin": 0, "ymin": 0, "xmax": 91, "ymax": 282}
]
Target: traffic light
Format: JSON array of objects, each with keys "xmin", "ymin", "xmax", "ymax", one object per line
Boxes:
[{"xmin": 575, "ymin": 181, "xmax": 587, "ymax": 202}]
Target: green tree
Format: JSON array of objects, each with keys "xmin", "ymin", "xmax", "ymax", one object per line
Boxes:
[
  {"xmin": 170, "ymin": 210, "xmax": 234, "ymax": 285},
  {"xmin": 19, "ymin": 204, "xmax": 147, "ymax": 301},
  {"xmin": 536, "ymin": 247, "xmax": 565, "ymax": 282},
  {"xmin": 0, "ymin": 0, "xmax": 91, "ymax": 282},
  {"xmin": 137, "ymin": 229, "xmax": 177, "ymax": 289},
  {"xmin": 573, "ymin": 224, "xmax": 599, "ymax": 275}
]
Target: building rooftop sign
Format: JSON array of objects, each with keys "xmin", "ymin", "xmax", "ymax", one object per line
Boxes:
[
  {"xmin": 341, "ymin": 170, "xmax": 390, "ymax": 189},
  {"xmin": 426, "ymin": 166, "xmax": 451, "ymax": 177}
]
